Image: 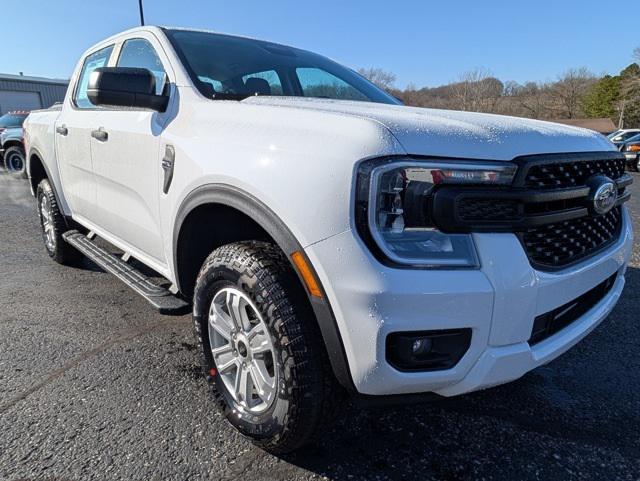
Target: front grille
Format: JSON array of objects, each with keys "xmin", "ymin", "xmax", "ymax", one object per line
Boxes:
[
  {"xmin": 529, "ymin": 272, "xmax": 617, "ymax": 345},
  {"xmin": 432, "ymin": 152, "xmax": 630, "ymax": 270},
  {"xmin": 523, "ymin": 157, "xmax": 626, "ymax": 189},
  {"xmin": 520, "ymin": 207, "xmax": 622, "ymax": 269}
]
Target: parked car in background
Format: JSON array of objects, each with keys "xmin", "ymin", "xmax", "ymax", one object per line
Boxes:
[
  {"xmin": 608, "ymin": 128, "xmax": 640, "ymax": 146},
  {"xmin": 620, "ymin": 133, "xmax": 640, "ymax": 171},
  {"xmin": 0, "ymin": 111, "xmax": 29, "ymax": 134},
  {"xmin": 0, "ymin": 126, "xmax": 27, "ymax": 176},
  {"xmin": 0, "ymin": 111, "xmax": 29, "ymax": 176}
]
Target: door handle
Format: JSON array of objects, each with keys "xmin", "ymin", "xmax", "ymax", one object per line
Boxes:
[
  {"xmin": 91, "ymin": 128, "xmax": 108, "ymax": 142},
  {"xmin": 56, "ymin": 125, "xmax": 68, "ymax": 136}
]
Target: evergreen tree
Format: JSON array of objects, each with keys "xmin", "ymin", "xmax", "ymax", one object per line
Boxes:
[{"xmin": 584, "ymin": 75, "xmax": 620, "ymax": 118}]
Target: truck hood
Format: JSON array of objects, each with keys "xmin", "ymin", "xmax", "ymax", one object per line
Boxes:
[
  {"xmin": 0, "ymin": 127, "xmax": 23, "ymax": 143},
  {"xmin": 243, "ymin": 97, "xmax": 615, "ymax": 161}
]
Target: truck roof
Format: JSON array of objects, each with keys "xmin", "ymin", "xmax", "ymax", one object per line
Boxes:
[{"xmin": 84, "ymin": 25, "xmax": 296, "ymax": 56}]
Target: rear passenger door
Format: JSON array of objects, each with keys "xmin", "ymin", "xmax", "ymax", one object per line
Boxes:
[
  {"xmin": 56, "ymin": 45, "xmax": 113, "ymax": 219},
  {"xmin": 88, "ymin": 35, "xmax": 173, "ymax": 266}
]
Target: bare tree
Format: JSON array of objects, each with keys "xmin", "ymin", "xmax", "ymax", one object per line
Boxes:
[
  {"xmin": 449, "ymin": 68, "xmax": 503, "ymax": 113},
  {"xmin": 617, "ymin": 64, "xmax": 640, "ymax": 127},
  {"xmin": 550, "ymin": 68, "xmax": 596, "ymax": 118},
  {"xmin": 392, "ymin": 66, "xmax": 626, "ymax": 123},
  {"xmin": 634, "ymin": 47, "xmax": 640, "ymax": 64},
  {"xmin": 357, "ymin": 68, "xmax": 396, "ymax": 91},
  {"xmin": 517, "ymin": 82, "xmax": 552, "ymax": 119}
]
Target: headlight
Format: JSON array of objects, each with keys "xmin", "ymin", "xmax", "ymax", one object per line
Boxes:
[{"xmin": 355, "ymin": 158, "xmax": 517, "ymax": 268}]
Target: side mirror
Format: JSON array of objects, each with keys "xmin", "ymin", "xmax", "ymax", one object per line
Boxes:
[{"xmin": 87, "ymin": 67, "xmax": 169, "ymax": 111}]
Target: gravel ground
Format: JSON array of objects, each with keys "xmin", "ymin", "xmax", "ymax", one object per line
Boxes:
[{"xmin": 0, "ymin": 170, "xmax": 639, "ymax": 481}]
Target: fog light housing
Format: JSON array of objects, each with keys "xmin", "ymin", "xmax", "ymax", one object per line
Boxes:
[{"xmin": 386, "ymin": 329, "xmax": 472, "ymax": 372}]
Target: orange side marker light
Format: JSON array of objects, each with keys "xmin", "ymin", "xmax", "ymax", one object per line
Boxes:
[{"xmin": 291, "ymin": 251, "xmax": 323, "ymax": 298}]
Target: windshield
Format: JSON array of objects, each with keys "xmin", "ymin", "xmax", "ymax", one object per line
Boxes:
[
  {"xmin": 610, "ymin": 130, "xmax": 640, "ymax": 142},
  {"xmin": 607, "ymin": 130, "xmax": 622, "ymax": 139},
  {"xmin": 164, "ymin": 29, "xmax": 400, "ymax": 105},
  {"xmin": 0, "ymin": 113, "xmax": 28, "ymax": 128},
  {"xmin": 624, "ymin": 133, "xmax": 640, "ymax": 144}
]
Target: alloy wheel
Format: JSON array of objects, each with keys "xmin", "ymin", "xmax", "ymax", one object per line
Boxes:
[
  {"xmin": 208, "ymin": 287, "xmax": 278, "ymax": 414},
  {"xmin": 39, "ymin": 195, "xmax": 56, "ymax": 252}
]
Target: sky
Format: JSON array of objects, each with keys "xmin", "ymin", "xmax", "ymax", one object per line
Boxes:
[{"xmin": 2, "ymin": 0, "xmax": 637, "ymax": 89}]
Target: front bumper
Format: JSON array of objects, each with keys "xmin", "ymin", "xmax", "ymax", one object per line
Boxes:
[
  {"xmin": 624, "ymin": 152, "xmax": 638, "ymax": 168},
  {"xmin": 305, "ymin": 207, "xmax": 633, "ymax": 396}
]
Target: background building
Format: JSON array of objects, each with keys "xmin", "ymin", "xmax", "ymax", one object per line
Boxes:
[
  {"xmin": 550, "ymin": 117, "xmax": 618, "ymax": 135},
  {"xmin": 0, "ymin": 73, "xmax": 68, "ymax": 114}
]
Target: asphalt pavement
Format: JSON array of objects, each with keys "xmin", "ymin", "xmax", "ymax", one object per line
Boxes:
[{"xmin": 0, "ymin": 169, "xmax": 639, "ymax": 481}]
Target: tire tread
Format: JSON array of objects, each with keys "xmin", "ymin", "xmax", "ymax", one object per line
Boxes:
[{"xmin": 193, "ymin": 241, "xmax": 342, "ymax": 453}]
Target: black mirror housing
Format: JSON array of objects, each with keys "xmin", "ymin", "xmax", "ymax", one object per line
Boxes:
[{"xmin": 87, "ymin": 67, "xmax": 168, "ymax": 111}]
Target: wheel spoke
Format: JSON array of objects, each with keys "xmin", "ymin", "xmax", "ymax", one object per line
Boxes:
[
  {"xmin": 217, "ymin": 355, "xmax": 239, "ymax": 374},
  {"xmin": 41, "ymin": 201, "xmax": 50, "ymax": 222},
  {"xmin": 246, "ymin": 323, "xmax": 264, "ymax": 341},
  {"xmin": 249, "ymin": 360, "xmax": 274, "ymax": 400},
  {"xmin": 226, "ymin": 291, "xmax": 251, "ymax": 332},
  {"xmin": 209, "ymin": 303, "xmax": 234, "ymax": 340},
  {"xmin": 211, "ymin": 343, "xmax": 234, "ymax": 366},
  {"xmin": 235, "ymin": 365, "xmax": 252, "ymax": 404},
  {"xmin": 248, "ymin": 325, "xmax": 271, "ymax": 355}
]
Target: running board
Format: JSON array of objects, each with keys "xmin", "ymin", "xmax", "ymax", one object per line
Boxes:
[{"xmin": 63, "ymin": 230, "xmax": 190, "ymax": 315}]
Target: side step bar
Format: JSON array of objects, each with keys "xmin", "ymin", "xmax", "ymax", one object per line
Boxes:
[{"xmin": 63, "ymin": 230, "xmax": 190, "ymax": 315}]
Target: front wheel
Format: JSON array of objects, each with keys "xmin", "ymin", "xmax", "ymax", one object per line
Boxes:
[
  {"xmin": 36, "ymin": 179, "xmax": 81, "ymax": 265},
  {"xmin": 193, "ymin": 241, "xmax": 340, "ymax": 454},
  {"xmin": 3, "ymin": 146, "xmax": 27, "ymax": 178}
]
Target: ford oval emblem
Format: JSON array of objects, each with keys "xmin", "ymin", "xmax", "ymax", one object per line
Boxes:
[{"xmin": 587, "ymin": 175, "xmax": 617, "ymax": 215}]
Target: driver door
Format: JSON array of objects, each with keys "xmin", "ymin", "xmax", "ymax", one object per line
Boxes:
[{"xmin": 88, "ymin": 36, "xmax": 173, "ymax": 266}]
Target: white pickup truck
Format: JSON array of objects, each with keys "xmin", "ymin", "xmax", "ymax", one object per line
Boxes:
[{"xmin": 24, "ymin": 26, "xmax": 633, "ymax": 453}]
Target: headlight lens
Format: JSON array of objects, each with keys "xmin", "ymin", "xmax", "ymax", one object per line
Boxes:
[{"xmin": 356, "ymin": 159, "xmax": 516, "ymax": 268}]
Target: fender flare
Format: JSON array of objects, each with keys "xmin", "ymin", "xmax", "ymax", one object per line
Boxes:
[
  {"xmin": 173, "ymin": 183, "xmax": 357, "ymax": 392},
  {"xmin": 27, "ymin": 147, "xmax": 61, "ymax": 201}
]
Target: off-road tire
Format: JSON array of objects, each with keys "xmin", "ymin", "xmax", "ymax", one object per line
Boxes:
[
  {"xmin": 3, "ymin": 146, "xmax": 27, "ymax": 178},
  {"xmin": 193, "ymin": 241, "xmax": 341, "ymax": 454},
  {"xmin": 36, "ymin": 179, "xmax": 81, "ymax": 265}
]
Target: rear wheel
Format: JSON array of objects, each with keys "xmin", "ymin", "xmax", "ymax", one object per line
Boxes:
[
  {"xmin": 193, "ymin": 241, "xmax": 340, "ymax": 454},
  {"xmin": 36, "ymin": 179, "xmax": 81, "ymax": 265},
  {"xmin": 3, "ymin": 146, "xmax": 27, "ymax": 178}
]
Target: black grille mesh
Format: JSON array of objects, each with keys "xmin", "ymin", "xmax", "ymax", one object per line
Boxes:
[
  {"xmin": 457, "ymin": 198, "xmax": 520, "ymax": 221},
  {"xmin": 520, "ymin": 207, "xmax": 622, "ymax": 269},
  {"xmin": 524, "ymin": 158, "xmax": 625, "ymax": 189}
]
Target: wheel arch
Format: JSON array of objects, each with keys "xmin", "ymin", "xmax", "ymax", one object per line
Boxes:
[
  {"xmin": 2, "ymin": 139, "xmax": 24, "ymax": 151},
  {"xmin": 173, "ymin": 184, "xmax": 356, "ymax": 392},
  {"xmin": 28, "ymin": 149, "xmax": 44, "ymax": 189}
]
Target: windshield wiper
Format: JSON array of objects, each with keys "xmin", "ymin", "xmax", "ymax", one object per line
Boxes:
[{"xmin": 211, "ymin": 92, "xmax": 272, "ymax": 101}]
